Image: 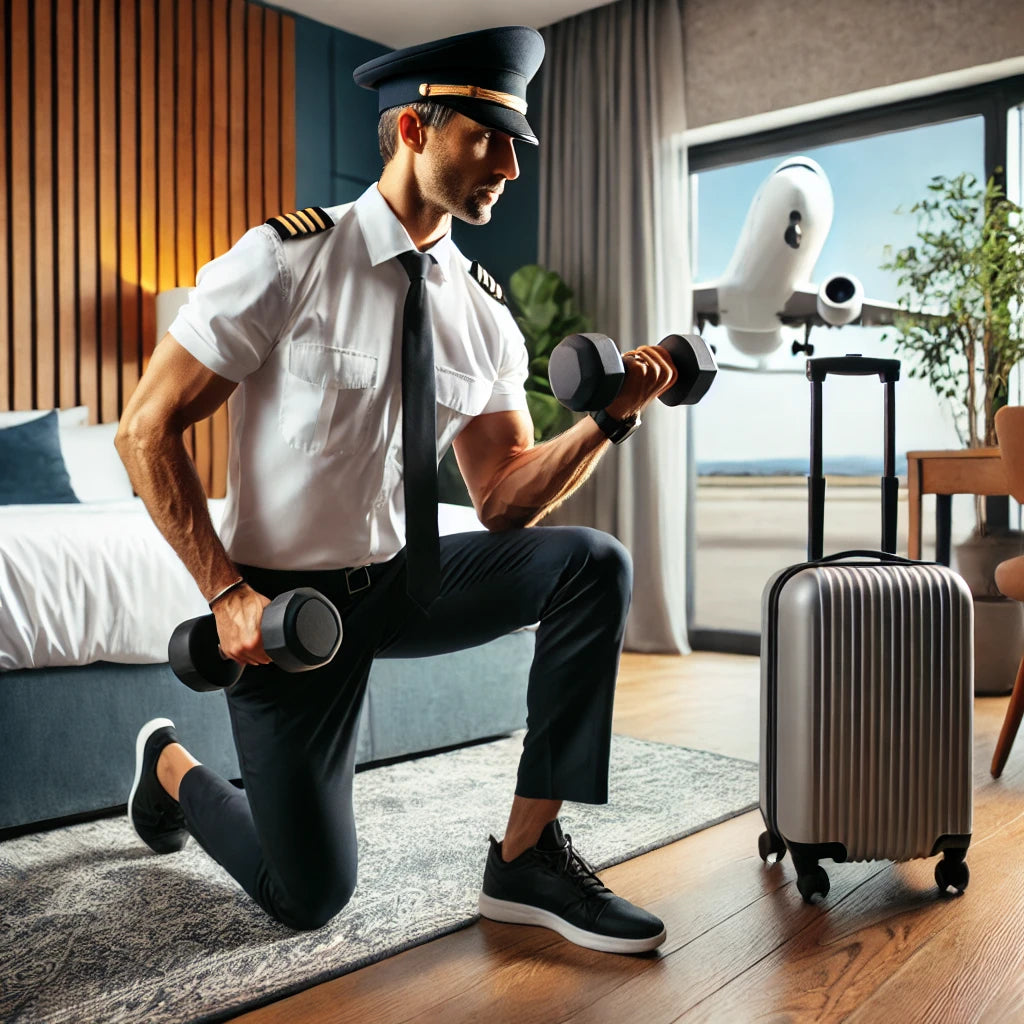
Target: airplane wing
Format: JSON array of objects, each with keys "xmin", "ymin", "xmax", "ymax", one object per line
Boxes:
[
  {"xmin": 778, "ymin": 284, "xmax": 941, "ymax": 328},
  {"xmin": 693, "ymin": 285, "xmax": 720, "ymax": 329}
]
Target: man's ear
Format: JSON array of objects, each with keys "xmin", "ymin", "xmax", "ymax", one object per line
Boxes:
[{"xmin": 397, "ymin": 108, "xmax": 427, "ymax": 154}]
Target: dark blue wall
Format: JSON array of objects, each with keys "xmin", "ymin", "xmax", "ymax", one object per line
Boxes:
[
  {"xmin": 292, "ymin": 14, "xmax": 540, "ymax": 291},
  {"xmin": 293, "ymin": 16, "xmax": 388, "ymax": 208}
]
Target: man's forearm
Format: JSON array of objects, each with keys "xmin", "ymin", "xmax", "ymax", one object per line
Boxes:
[
  {"xmin": 478, "ymin": 416, "xmax": 611, "ymax": 530},
  {"xmin": 115, "ymin": 425, "xmax": 240, "ymax": 601}
]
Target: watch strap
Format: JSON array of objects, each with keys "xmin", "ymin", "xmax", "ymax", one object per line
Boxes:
[{"xmin": 591, "ymin": 408, "xmax": 641, "ymax": 444}]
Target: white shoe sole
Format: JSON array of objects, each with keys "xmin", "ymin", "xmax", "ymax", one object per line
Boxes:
[
  {"xmin": 127, "ymin": 717, "xmax": 176, "ymax": 840},
  {"xmin": 478, "ymin": 892, "xmax": 667, "ymax": 955}
]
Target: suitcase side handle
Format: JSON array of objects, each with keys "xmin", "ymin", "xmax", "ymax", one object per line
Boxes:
[{"xmin": 807, "ymin": 355, "xmax": 900, "ymax": 561}]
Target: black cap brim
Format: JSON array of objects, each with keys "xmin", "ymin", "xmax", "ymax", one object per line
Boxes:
[{"xmin": 425, "ymin": 96, "xmax": 538, "ymax": 146}]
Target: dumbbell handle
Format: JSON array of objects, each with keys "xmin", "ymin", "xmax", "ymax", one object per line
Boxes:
[{"xmin": 169, "ymin": 586, "xmax": 343, "ymax": 693}]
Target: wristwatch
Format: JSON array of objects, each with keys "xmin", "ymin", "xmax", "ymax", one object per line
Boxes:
[{"xmin": 591, "ymin": 408, "xmax": 641, "ymax": 444}]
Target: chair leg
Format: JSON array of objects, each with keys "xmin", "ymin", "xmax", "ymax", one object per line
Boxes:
[{"xmin": 991, "ymin": 654, "xmax": 1024, "ymax": 779}]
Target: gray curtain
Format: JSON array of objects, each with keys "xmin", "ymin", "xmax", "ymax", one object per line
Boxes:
[{"xmin": 539, "ymin": 0, "xmax": 691, "ymax": 651}]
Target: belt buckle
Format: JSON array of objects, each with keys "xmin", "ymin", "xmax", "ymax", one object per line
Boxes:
[{"xmin": 345, "ymin": 565, "xmax": 372, "ymax": 596}]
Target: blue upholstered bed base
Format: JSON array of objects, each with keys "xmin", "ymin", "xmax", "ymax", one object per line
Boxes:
[{"xmin": 0, "ymin": 630, "xmax": 534, "ymax": 834}]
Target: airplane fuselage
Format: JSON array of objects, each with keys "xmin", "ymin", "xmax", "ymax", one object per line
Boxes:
[{"xmin": 714, "ymin": 157, "xmax": 833, "ymax": 357}]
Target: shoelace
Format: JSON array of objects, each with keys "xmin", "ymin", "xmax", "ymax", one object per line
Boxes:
[{"xmin": 552, "ymin": 833, "xmax": 611, "ymax": 897}]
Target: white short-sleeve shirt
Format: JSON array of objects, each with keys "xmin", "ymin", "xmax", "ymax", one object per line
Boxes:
[{"xmin": 169, "ymin": 184, "xmax": 529, "ymax": 570}]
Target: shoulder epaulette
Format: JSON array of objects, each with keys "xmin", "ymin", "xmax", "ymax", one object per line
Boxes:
[
  {"xmin": 469, "ymin": 260, "xmax": 506, "ymax": 305},
  {"xmin": 264, "ymin": 207, "xmax": 333, "ymax": 241}
]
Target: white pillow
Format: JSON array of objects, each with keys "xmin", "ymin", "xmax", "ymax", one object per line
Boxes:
[
  {"xmin": 0, "ymin": 406, "xmax": 90, "ymax": 428},
  {"xmin": 58, "ymin": 422, "xmax": 135, "ymax": 502}
]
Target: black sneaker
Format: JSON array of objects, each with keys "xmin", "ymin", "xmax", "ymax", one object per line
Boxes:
[
  {"xmin": 128, "ymin": 718, "xmax": 190, "ymax": 854},
  {"xmin": 478, "ymin": 819, "xmax": 667, "ymax": 954}
]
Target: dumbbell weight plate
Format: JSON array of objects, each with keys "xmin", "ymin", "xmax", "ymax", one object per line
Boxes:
[
  {"xmin": 658, "ymin": 333, "xmax": 718, "ymax": 407},
  {"xmin": 168, "ymin": 614, "xmax": 244, "ymax": 693},
  {"xmin": 261, "ymin": 587, "xmax": 343, "ymax": 673},
  {"xmin": 547, "ymin": 333, "xmax": 625, "ymax": 412}
]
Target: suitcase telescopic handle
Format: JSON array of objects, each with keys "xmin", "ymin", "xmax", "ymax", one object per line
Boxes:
[
  {"xmin": 806, "ymin": 356, "xmax": 901, "ymax": 383},
  {"xmin": 806, "ymin": 355, "xmax": 901, "ymax": 561}
]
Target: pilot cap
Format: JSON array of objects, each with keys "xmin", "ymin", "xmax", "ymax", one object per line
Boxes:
[{"xmin": 353, "ymin": 26, "xmax": 545, "ymax": 146}]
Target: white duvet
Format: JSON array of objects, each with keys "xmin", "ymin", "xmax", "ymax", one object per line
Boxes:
[{"xmin": 0, "ymin": 499, "xmax": 485, "ymax": 672}]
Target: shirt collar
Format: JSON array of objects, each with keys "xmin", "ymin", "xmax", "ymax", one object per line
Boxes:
[{"xmin": 356, "ymin": 183, "xmax": 455, "ymax": 282}]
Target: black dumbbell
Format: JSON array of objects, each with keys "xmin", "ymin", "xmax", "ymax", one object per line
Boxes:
[
  {"xmin": 547, "ymin": 332, "xmax": 717, "ymax": 412},
  {"xmin": 169, "ymin": 587, "xmax": 343, "ymax": 692}
]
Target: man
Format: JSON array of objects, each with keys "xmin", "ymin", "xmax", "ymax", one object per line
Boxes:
[{"xmin": 118, "ymin": 25, "xmax": 677, "ymax": 954}]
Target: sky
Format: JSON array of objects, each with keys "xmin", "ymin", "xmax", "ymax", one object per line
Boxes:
[{"xmin": 691, "ymin": 115, "xmax": 988, "ymax": 465}]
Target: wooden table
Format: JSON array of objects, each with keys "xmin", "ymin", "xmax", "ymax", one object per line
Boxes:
[{"xmin": 906, "ymin": 448, "xmax": 1008, "ymax": 563}]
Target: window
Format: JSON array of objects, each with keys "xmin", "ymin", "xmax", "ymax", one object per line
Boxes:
[{"xmin": 685, "ymin": 78, "xmax": 1024, "ymax": 649}]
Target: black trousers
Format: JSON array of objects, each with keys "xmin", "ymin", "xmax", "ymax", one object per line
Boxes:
[{"xmin": 177, "ymin": 525, "xmax": 632, "ymax": 930}]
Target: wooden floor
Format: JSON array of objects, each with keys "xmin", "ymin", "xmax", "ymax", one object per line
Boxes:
[{"xmin": 231, "ymin": 652, "xmax": 1024, "ymax": 1024}]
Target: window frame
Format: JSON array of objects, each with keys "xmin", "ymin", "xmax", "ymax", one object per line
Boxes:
[{"xmin": 686, "ymin": 75, "xmax": 1024, "ymax": 655}]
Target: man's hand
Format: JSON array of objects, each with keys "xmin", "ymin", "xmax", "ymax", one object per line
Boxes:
[
  {"xmin": 212, "ymin": 586, "xmax": 273, "ymax": 666},
  {"xmin": 603, "ymin": 345, "xmax": 678, "ymax": 421}
]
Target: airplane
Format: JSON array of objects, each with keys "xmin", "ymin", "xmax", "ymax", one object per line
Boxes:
[{"xmin": 692, "ymin": 155, "xmax": 926, "ymax": 372}]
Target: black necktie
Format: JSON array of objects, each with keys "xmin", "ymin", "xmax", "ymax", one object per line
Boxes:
[{"xmin": 396, "ymin": 250, "xmax": 440, "ymax": 611}]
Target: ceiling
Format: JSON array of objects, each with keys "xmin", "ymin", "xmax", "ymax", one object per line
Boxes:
[{"xmin": 271, "ymin": 0, "xmax": 615, "ymax": 47}]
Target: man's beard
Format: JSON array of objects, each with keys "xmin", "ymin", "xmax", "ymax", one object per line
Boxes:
[{"xmin": 422, "ymin": 152, "xmax": 501, "ymax": 225}]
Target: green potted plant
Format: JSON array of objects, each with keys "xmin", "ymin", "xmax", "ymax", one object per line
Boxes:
[
  {"xmin": 508, "ymin": 264, "xmax": 593, "ymax": 443},
  {"xmin": 882, "ymin": 171, "xmax": 1024, "ymax": 692}
]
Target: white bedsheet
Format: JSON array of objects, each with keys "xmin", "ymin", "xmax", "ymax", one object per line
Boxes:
[{"xmin": 0, "ymin": 499, "xmax": 486, "ymax": 672}]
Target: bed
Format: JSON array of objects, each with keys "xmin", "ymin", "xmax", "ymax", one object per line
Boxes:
[{"xmin": 0, "ymin": 412, "xmax": 534, "ymax": 835}]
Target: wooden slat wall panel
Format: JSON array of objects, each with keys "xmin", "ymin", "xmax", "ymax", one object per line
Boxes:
[
  {"xmin": 118, "ymin": 0, "xmax": 139, "ymax": 407},
  {"xmin": 228, "ymin": 0, "xmax": 246, "ymax": 248},
  {"xmin": 0, "ymin": 0, "xmax": 296, "ymax": 498},
  {"xmin": 55, "ymin": 0, "xmax": 76, "ymax": 409},
  {"xmin": 195, "ymin": 1, "xmax": 213, "ymax": 271},
  {"xmin": 211, "ymin": 0, "xmax": 230, "ymax": 263},
  {"xmin": 247, "ymin": 4, "xmax": 264, "ymax": 226},
  {"xmin": 98, "ymin": 0, "xmax": 118, "ymax": 422},
  {"xmin": 77, "ymin": 0, "xmax": 99, "ymax": 420},
  {"xmin": 33, "ymin": 0, "xmax": 55, "ymax": 411},
  {"xmin": 138, "ymin": 0, "xmax": 157, "ymax": 374},
  {"xmin": 10, "ymin": 0, "xmax": 32, "ymax": 409}
]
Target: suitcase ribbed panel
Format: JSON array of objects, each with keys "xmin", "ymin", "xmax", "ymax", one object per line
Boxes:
[{"xmin": 771, "ymin": 561, "xmax": 972, "ymax": 862}]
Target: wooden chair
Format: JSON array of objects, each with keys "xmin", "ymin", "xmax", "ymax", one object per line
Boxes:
[{"xmin": 991, "ymin": 405, "xmax": 1024, "ymax": 778}]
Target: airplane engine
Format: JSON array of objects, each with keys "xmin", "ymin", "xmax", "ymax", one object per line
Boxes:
[{"xmin": 817, "ymin": 274, "xmax": 863, "ymax": 326}]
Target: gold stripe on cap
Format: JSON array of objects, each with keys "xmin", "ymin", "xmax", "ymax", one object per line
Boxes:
[{"xmin": 418, "ymin": 83, "xmax": 527, "ymax": 115}]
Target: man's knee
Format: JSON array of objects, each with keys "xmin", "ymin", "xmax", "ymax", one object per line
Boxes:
[
  {"xmin": 268, "ymin": 863, "xmax": 357, "ymax": 932},
  {"xmin": 563, "ymin": 526, "xmax": 633, "ymax": 599}
]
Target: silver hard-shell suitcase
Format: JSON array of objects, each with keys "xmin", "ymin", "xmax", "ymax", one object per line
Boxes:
[{"xmin": 758, "ymin": 356, "xmax": 973, "ymax": 903}]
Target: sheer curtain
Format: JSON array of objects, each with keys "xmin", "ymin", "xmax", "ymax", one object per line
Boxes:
[{"xmin": 539, "ymin": 0, "xmax": 691, "ymax": 651}]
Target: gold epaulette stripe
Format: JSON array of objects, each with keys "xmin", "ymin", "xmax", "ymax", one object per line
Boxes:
[
  {"xmin": 265, "ymin": 206, "xmax": 333, "ymax": 241},
  {"xmin": 469, "ymin": 260, "xmax": 505, "ymax": 305}
]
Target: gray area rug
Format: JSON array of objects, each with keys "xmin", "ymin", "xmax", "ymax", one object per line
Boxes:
[{"xmin": 0, "ymin": 733, "xmax": 758, "ymax": 1024}]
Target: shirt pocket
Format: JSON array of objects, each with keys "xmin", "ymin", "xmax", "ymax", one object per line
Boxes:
[
  {"xmin": 279, "ymin": 343, "xmax": 379, "ymax": 455},
  {"xmin": 434, "ymin": 365, "xmax": 492, "ymax": 448}
]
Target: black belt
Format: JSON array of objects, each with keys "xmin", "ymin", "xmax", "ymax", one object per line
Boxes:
[{"xmin": 344, "ymin": 565, "xmax": 372, "ymax": 596}]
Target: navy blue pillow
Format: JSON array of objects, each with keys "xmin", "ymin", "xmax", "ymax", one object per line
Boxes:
[{"xmin": 0, "ymin": 411, "xmax": 80, "ymax": 505}]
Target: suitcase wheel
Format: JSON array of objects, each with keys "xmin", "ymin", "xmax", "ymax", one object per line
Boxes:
[
  {"xmin": 758, "ymin": 830, "xmax": 787, "ymax": 864},
  {"xmin": 796, "ymin": 865, "xmax": 830, "ymax": 904},
  {"xmin": 935, "ymin": 852, "xmax": 969, "ymax": 895}
]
